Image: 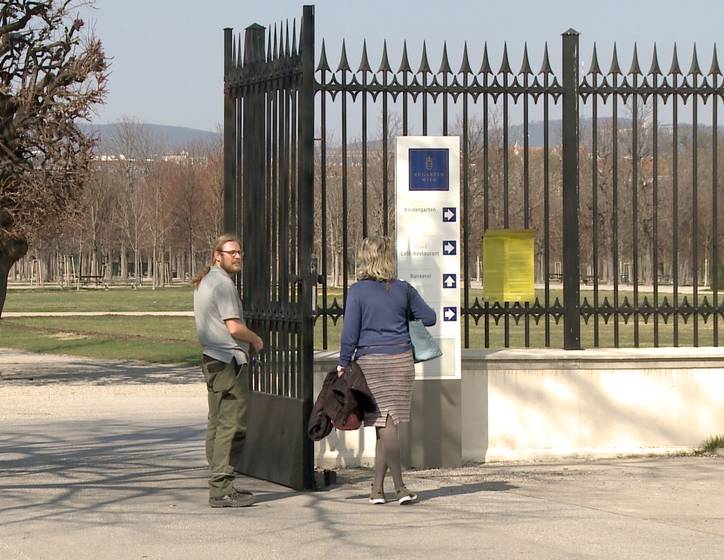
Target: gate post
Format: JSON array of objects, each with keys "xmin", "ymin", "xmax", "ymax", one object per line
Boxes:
[
  {"xmin": 298, "ymin": 4, "xmax": 316, "ymax": 490},
  {"xmin": 561, "ymin": 28, "xmax": 581, "ymax": 350},
  {"xmin": 223, "ymin": 28, "xmax": 236, "ymax": 236},
  {"xmin": 242, "ymin": 24, "xmax": 266, "ymax": 310}
]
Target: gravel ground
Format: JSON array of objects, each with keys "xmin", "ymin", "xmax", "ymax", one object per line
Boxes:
[{"xmin": 2, "ymin": 348, "xmax": 723, "ymax": 560}]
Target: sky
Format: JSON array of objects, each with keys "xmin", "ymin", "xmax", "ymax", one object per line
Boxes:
[{"xmin": 81, "ymin": 0, "xmax": 723, "ymax": 132}]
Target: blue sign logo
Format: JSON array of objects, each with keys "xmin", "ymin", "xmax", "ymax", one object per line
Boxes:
[
  {"xmin": 442, "ymin": 207, "xmax": 456, "ymax": 222},
  {"xmin": 409, "ymin": 148, "xmax": 449, "ymax": 191},
  {"xmin": 443, "ymin": 274, "xmax": 457, "ymax": 288},
  {"xmin": 443, "ymin": 307, "xmax": 457, "ymax": 322},
  {"xmin": 442, "ymin": 240, "xmax": 457, "ymax": 255}
]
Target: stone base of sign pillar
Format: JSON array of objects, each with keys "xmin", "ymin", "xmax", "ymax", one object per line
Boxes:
[{"xmin": 400, "ymin": 378, "xmax": 462, "ymax": 469}]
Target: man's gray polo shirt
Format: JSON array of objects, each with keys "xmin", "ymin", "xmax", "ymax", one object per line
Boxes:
[{"xmin": 193, "ymin": 266, "xmax": 249, "ymax": 365}]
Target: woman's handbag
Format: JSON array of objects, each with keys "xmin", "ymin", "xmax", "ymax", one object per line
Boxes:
[{"xmin": 406, "ymin": 283, "xmax": 443, "ymax": 363}]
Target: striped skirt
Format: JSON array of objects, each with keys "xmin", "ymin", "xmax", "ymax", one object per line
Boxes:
[{"xmin": 356, "ymin": 350, "xmax": 415, "ymax": 427}]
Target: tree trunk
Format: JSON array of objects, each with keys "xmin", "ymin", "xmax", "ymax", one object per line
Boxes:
[
  {"xmin": 121, "ymin": 241, "xmax": 127, "ymax": 281},
  {"xmin": 0, "ymin": 236, "xmax": 29, "ymax": 317}
]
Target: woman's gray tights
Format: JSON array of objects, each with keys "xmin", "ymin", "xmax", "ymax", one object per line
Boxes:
[{"xmin": 373, "ymin": 414, "xmax": 404, "ymax": 491}]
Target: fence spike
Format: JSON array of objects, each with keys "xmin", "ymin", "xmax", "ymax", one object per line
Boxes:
[
  {"xmin": 337, "ymin": 40, "xmax": 351, "ymax": 72},
  {"xmin": 608, "ymin": 43, "xmax": 622, "ymax": 75},
  {"xmin": 418, "ymin": 41, "xmax": 432, "ymax": 73},
  {"xmin": 588, "ymin": 43, "xmax": 602, "ymax": 75},
  {"xmin": 266, "ymin": 24, "xmax": 272, "ymax": 62},
  {"xmin": 628, "ymin": 43, "xmax": 642, "ymax": 75},
  {"xmin": 648, "ymin": 43, "xmax": 662, "ymax": 75},
  {"xmin": 539, "ymin": 42, "xmax": 552, "ymax": 75},
  {"xmin": 669, "ymin": 43, "xmax": 682, "ymax": 75},
  {"xmin": 284, "ymin": 20, "xmax": 290, "ymax": 58},
  {"xmin": 519, "ymin": 42, "xmax": 533, "ymax": 75},
  {"xmin": 688, "ymin": 43, "xmax": 702, "ymax": 75},
  {"xmin": 710, "ymin": 43, "xmax": 722, "ymax": 76},
  {"xmin": 459, "ymin": 42, "xmax": 472, "ymax": 74},
  {"xmin": 291, "ymin": 19, "xmax": 297, "ymax": 57},
  {"xmin": 398, "ymin": 40, "xmax": 412, "ymax": 73},
  {"xmin": 438, "ymin": 42, "xmax": 452, "ymax": 74},
  {"xmin": 378, "ymin": 40, "xmax": 392, "ymax": 73},
  {"xmin": 273, "ymin": 24, "xmax": 280, "ymax": 61},
  {"xmin": 299, "ymin": 13, "xmax": 304, "ymax": 55},
  {"xmin": 498, "ymin": 42, "xmax": 512, "ymax": 74},
  {"xmin": 231, "ymin": 33, "xmax": 236, "ymax": 67},
  {"xmin": 479, "ymin": 42, "xmax": 492, "ymax": 74},
  {"xmin": 358, "ymin": 40, "xmax": 372, "ymax": 72},
  {"xmin": 316, "ymin": 39, "xmax": 330, "ymax": 72}
]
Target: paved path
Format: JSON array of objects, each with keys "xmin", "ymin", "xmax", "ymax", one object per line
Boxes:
[{"xmin": 1, "ymin": 349, "xmax": 723, "ymax": 560}]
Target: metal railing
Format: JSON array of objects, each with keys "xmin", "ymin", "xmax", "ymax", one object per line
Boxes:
[{"xmin": 231, "ymin": 8, "xmax": 723, "ymax": 350}]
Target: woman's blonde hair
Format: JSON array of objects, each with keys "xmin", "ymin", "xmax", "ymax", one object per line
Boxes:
[
  {"xmin": 191, "ymin": 233, "xmax": 241, "ymax": 288},
  {"xmin": 356, "ymin": 236, "xmax": 396, "ymax": 281}
]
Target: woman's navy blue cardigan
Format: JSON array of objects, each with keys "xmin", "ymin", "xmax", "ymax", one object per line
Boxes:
[{"xmin": 338, "ymin": 278, "xmax": 436, "ymax": 367}]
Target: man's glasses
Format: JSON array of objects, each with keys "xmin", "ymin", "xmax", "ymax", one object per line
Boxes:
[{"xmin": 218, "ymin": 250, "xmax": 241, "ymax": 256}]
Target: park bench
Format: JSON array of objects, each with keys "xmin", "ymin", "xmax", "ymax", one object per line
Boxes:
[{"xmin": 77, "ymin": 274, "xmax": 106, "ymax": 287}]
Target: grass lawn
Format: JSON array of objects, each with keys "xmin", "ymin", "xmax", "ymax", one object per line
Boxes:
[
  {"xmin": 0, "ymin": 316, "xmax": 201, "ymax": 366},
  {"xmin": 1, "ymin": 309, "xmax": 716, "ymax": 366},
  {"xmin": 1, "ymin": 286, "xmax": 718, "ymax": 364},
  {"xmin": 6, "ymin": 284, "xmax": 716, "ymax": 313},
  {"xmin": 4, "ymin": 286, "xmax": 194, "ymax": 312}
]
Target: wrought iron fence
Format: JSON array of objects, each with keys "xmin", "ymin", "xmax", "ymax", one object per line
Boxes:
[
  {"xmin": 231, "ymin": 8, "xmax": 723, "ymax": 350},
  {"xmin": 224, "ymin": 13, "xmax": 315, "ymax": 398}
]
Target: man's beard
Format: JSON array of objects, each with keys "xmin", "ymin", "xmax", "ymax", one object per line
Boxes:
[{"xmin": 220, "ymin": 262, "xmax": 240, "ymax": 275}]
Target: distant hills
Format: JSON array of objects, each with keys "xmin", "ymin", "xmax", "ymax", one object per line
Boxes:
[
  {"xmin": 81, "ymin": 119, "xmax": 706, "ymax": 155},
  {"xmin": 79, "ymin": 123, "xmax": 220, "ymax": 154}
]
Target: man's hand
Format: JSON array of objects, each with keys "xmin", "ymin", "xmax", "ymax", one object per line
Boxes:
[
  {"xmin": 225, "ymin": 319, "xmax": 263, "ymax": 354},
  {"xmin": 336, "ymin": 365, "xmax": 345, "ymax": 378}
]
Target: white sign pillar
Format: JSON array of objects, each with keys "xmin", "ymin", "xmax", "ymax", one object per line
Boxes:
[{"xmin": 396, "ymin": 136, "xmax": 461, "ymax": 380}]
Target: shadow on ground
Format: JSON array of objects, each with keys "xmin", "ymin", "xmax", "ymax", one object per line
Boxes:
[
  {"xmin": 0, "ymin": 359, "xmax": 200, "ymax": 385},
  {"xmin": 0, "ymin": 420, "xmax": 209, "ymax": 527}
]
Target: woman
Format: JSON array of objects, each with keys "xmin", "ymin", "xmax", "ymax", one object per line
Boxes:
[{"xmin": 338, "ymin": 236, "xmax": 436, "ymax": 505}]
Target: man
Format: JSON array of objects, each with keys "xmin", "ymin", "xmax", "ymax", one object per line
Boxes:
[{"xmin": 192, "ymin": 234, "xmax": 263, "ymax": 508}]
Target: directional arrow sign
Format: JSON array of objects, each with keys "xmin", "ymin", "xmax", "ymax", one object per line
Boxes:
[
  {"xmin": 443, "ymin": 306, "xmax": 457, "ymax": 321},
  {"xmin": 396, "ymin": 136, "xmax": 461, "ymax": 379},
  {"xmin": 442, "ymin": 240, "xmax": 457, "ymax": 255},
  {"xmin": 443, "ymin": 273, "xmax": 457, "ymax": 288}
]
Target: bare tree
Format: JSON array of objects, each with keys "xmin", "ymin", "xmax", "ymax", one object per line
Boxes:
[
  {"xmin": 106, "ymin": 118, "xmax": 157, "ymax": 285},
  {"xmin": 0, "ymin": 0, "xmax": 107, "ymax": 315}
]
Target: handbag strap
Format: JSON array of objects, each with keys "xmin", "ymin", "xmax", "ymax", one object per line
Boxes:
[{"xmin": 405, "ymin": 281, "xmax": 413, "ymax": 322}]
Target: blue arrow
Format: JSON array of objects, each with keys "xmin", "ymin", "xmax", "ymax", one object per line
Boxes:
[
  {"xmin": 443, "ymin": 307, "xmax": 457, "ymax": 321},
  {"xmin": 442, "ymin": 240, "xmax": 457, "ymax": 255},
  {"xmin": 442, "ymin": 207, "xmax": 457, "ymax": 222}
]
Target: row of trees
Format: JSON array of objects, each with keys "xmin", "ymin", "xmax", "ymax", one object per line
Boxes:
[
  {"xmin": 1, "ymin": 0, "xmax": 107, "ymax": 314},
  {"xmin": 1, "ymin": 1, "xmax": 225, "ymax": 315},
  {"xmin": 2, "ymin": 0, "xmax": 720, "ymax": 320},
  {"xmin": 10, "ymin": 109, "xmax": 723, "ymax": 297},
  {"xmin": 314, "ymin": 106, "xmax": 723, "ymax": 288},
  {"xmin": 10, "ymin": 120, "xmax": 224, "ymax": 288}
]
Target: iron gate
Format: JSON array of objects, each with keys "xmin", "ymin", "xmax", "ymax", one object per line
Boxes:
[{"xmin": 223, "ymin": 7, "xmax": 316, "ymax": 490}]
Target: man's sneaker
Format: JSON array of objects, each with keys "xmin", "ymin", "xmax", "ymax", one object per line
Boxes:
[
  {"xmin": 369, "ymin": 486, "xmax": 386, "ymax": 505},
  {"xmin": 209, "ymin": 490, "xmax": 256, "ymax": 508},
  {"xmin": 395, "ymin": 486, "xmax": 418, "ymax": 505}
]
